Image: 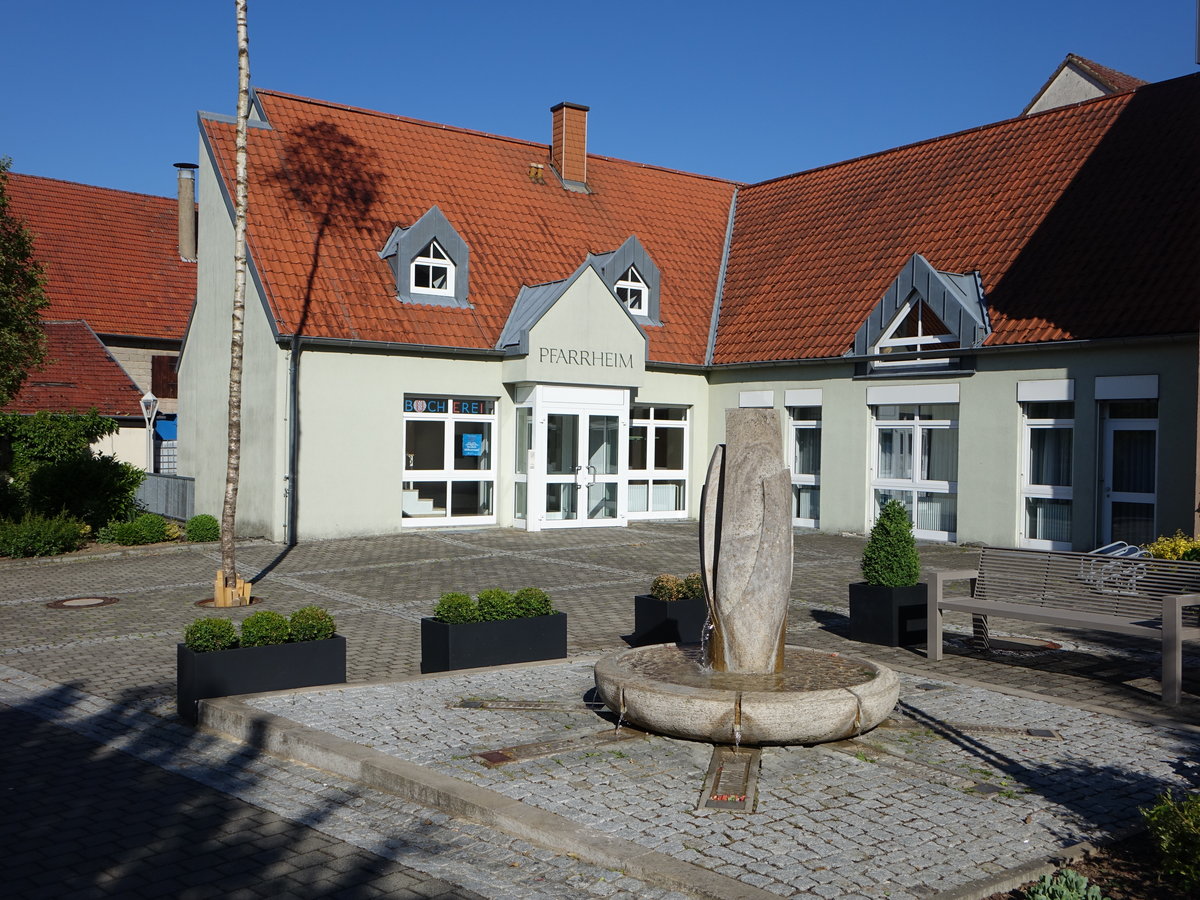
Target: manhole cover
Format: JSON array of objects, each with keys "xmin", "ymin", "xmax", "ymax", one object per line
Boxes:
[{"xmin": 46, "ymin": 597, "xmax": 119, "ymax": 609}]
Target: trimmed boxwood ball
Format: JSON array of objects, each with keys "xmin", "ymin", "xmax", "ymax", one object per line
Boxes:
[
  {"xmin": 861, "ymin": 499, "xmax": 921, "ymax": 587},
  {"xmin": 289, "ymin": 606, "xmax": 336, "ymax": 642},
  {"xmin": 186, "ymin": 513, "xmax": 220, "ymax": 542},
  {"xmin": 239, "ymin": 610, "xmax": 290, "ymax": 647},
  {"xmin": 433, "ymin": 592, "xmax": 479, "ymax": 624},
  {"xmin": 682, "ymin": 572, "xmax": 704, "ymax": 600},
  {"xmin": 184, "ymin": 617, "xmax": 239, "ymax": 653},
  {"xmin": 513, "ymin": 587, "xmax": 553, "ymax": 618},
  {"xmin": 476, "ymin": 588, "xmax": 518, "ymax": 621},
  {"xmin": 650, "ymin": 573, "xmax": 686, "ymax": 601}
]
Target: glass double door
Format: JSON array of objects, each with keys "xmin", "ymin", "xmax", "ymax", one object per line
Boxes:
[{"xmin": 543, "ymin": 412, "xmax": 623, "ymax": 526}]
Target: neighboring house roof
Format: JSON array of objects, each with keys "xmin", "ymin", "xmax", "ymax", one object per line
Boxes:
[
  {"xmin": 199, "ymin": 90, "xmax": 739, "ymax": 365},
  {"xmin": 6, "ymin": 173, "xmax": 196, "ymax": 342},
  {"xmin": 5, "ymin": 321, "xmax": 143, "ymax": 416},
  {"xmin": 1024, "ymin": 54, "xmax": 1147, "ymax": 115},
  {"xmin": 715, "ymin": 73, "xmax": 1200, "ymax": 364}
]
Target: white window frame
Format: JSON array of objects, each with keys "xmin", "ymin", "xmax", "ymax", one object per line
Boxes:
[
  {"xmin": 615, "ymin": 265, "xmax": 648, "ymax": 315},
  {"xmin": 1020, "ymin": 402, "xmax": 1074, "ymax": 550},
  {"xmin": 410, "ymin": 239, "xmax": 455, "ymax": 297},
  {"xmin": 627, "ymin": 405, "xmax": 689, "ymax": 519},
  {"xmin": 401, "ymin": 397, "xmax": 496, "ymax": 526},
  {"xmin": 872, "ymin": 301, "xmax": 958, "ymax": 368},
  {"xmin": 789, "ymin": 406, "xmax": 821, "ymax": 527},
  {"xmin": 870, "ymin": 404, "xmax": 958, "ymax": 541}
]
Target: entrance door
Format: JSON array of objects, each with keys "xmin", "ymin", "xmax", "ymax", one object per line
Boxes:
[
  {"xmin": 526, "ymin": 386, "xmax": 628, "ymax": 529},
  {"xmin": 1101, "ymin": 418, "xmax": 1157, "ymax": 545}
]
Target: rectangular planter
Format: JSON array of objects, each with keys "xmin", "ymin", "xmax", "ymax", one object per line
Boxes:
[
  {"xmin": 420, "ymin": 612, "xmax": 567, "ymax": 673},
  {"xmin": 848, "ymin": 583, "xmax": 928, "ymax": 647},
  {"xmin": 177, "ymin": 635, "xmax": 347, "ymax": 724},
  {"xmin": 632, "ymin": 594, "xmax": 709, "ymax": 645}
]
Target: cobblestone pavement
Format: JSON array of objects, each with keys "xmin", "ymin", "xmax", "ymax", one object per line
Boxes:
[{"xmin": 2, "ymin": 522, "xmax": 1198, "ymax": 898}]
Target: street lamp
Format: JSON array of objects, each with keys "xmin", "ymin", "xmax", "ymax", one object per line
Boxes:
[{"xmin": 140, "ymin": 391, "xmax": 159, "ymax": 474}]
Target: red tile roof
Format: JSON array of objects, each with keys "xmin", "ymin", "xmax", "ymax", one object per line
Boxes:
[
  {"xmin": 715, "ymin": 73, "xmax": 1200, "ymax": 364},
  {"xmin": 200, "ymin": 91, "xmax": 739, "ymax": 365},
  {"xmin": 1066, "ymin": 54, "xmax": 1147, "ymax": 94},
  {"xmin": 6, "ymin": 173, "xmax": 196, "ymax": 341},
  {"xmin": 5, "ymin": 321, "xmax": 144, "ymax": 416}
]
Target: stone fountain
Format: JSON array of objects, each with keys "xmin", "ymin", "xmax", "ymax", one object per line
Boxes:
[{"xmin": 594, "ymin": 408, "xmax": 899, "ymax": 745}]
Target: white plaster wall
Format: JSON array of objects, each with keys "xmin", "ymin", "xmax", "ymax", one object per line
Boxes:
[
  {"xmin": 92, "ymin": 422, "xmax": 149, "ymax": 470},
  {"xmin": 1027, "ymin": 68, "xmax": 1106, "ymax": 115}
]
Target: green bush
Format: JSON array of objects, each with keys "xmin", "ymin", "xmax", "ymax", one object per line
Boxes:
[
  {"xmin": 239, "ymin": 610, "xmax": 290, "ymax": 648},
  {"xmin": 0, "ymin": 513, "xmax": 88, "ymax": 557},
  {"xmin": 512, "ymin": 587, "xmax": 553, "ymax": 618},
  {"xmin": 861, "ymin": 499, "xmax": 921, "ymax": 587},
  {"xmin": 682, "ymin": 572, "xmax": 705, "ymax": 600},
  {"xmin": 186, "ymin": 513, "xmax": 220, "ymax": 543},
  {"xmin": 1020, "ymin": 869, "xmax": 1108, "ymax": 900},
  {"xmin": 433, "ymin": 592, "xmax": 479, "ymax": 624},
  {"xmin": 476, "ymin": 588, "xmax": 518, "ymax": 621},
  {"xmin": 650, "ymin": 573, "xmax": 686, "ymax": 601},
  {"xmin": 289, "ymin": 606, "xmax": 336, "ymax": 642},
  {"xmin": 184, "ymin": 617, "xmax": 239, "ymax": 653},
  {"xmin": 1142, "ymin": 790, "xmax": 1200, "ymax": 890},
  {"xmin": 25, "ymin": 452, "xmax": 144, "ymax": 531},
  {"xmin": 101, "ymin": 512, "xmax": 169, "ymax": 546}
]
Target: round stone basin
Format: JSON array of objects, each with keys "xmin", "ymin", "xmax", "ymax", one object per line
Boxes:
[{"xmin": 593, "ymin": 644, "xmax": 899, "ymax": 746}]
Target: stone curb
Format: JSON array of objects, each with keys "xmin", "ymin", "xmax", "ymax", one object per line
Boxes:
[{"xmin": 197, "ymin": 662, "xmax": 780, "ymax": 900}]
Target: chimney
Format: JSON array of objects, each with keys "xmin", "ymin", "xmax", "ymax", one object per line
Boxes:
[
  {"xmin": 549, "ymin": 102, "xmax": 589, "ymax": 189},
  {"xmin": 174, "ymin": 162, "xmax": 198, "ymax": 262}
]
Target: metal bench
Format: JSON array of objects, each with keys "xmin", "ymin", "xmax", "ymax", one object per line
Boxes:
[{"xmin": 927, "ymin": 547, "xmax": 1200, "ymax": 704}]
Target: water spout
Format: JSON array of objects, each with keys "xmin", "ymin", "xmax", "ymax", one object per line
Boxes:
[{"xmin": 732, "ymin": 692, "xmax": 743, "ymax": 749}]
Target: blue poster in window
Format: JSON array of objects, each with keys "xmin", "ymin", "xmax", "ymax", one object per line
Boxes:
[{"xmin": 461, "ymin": 433, "xmax": 483, "ymax": 457}]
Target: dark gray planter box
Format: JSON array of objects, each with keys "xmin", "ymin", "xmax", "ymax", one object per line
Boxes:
[
  {"xmin": 848, "ymin": 583, "xmax": 928, "ymax": 647},
  {"xmin": 632, "ymin": 594, "xmax": 708, "ymax": 645},
  {"xmin": 420, "ymin": 612, "xmax": 567, "ymax": 673},
  {"xmin": 176, "ymin": 635, "xmax": 347, "ymax": 724}
]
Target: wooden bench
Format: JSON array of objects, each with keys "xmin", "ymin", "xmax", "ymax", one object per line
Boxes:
[{"xmin": 927, "ymin": 547, "xmax": 1200, "ymax": 704}]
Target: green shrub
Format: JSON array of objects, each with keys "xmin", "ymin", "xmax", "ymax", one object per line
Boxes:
[
  {"xmin": 184, "ymin": 617, "xmax": 239, "ymax": 653},
  {"xmin": 513, "ymin": 587, "xmax": 553, "ymax": 618},
  {"xmin": 682, "ymin": 572, "xmax": 705, "ymax": 600},
  {"xmin": 0, "ymin": 513, "xmax": 88, "ymax": 557},
  {"xmin": 434, "ymin": 592, "xmax": 479, "ymax": 624},
  {"xmin": 289, "ymin": 606, "xmax": 336, "ymax": 642},
  {"xmin": 476, "ymin": 588, "xmax": 518, "ymax": 621},
  {"xmin": 239, "ymin": 610, "xmax": 290, "ymax": 647},
  {"xmin": 1020, "ymin": 869, "xmax": 1108, "ymax": 900},
  {"xmin": 1181, "ymin": 546, "xmax": 1200, "ymax": 562},
  {"xmin": 650, "ymin": 573, "xmax": 686, "ymax": 601},
  {"xmin": 25, "ymin": 452, "xmax": 144, "ymax": 531},
  {"xmin": 186, "ymin": 513, "xmax": 220, "ymax": 543},
  {"xmin": 861, "ymin": 499, "xmax": 921, "ymax": 587},
  {"xmin": 1142, "ymin": 790, "xmax": 1200, "ymax": 890},
  {"xmin": 101, "ymin": 512, "xmax": 168, "ymax": 546}
]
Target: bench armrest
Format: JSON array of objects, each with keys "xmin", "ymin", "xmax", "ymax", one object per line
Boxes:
[{"xmin": 931, "ymin": 569, "xmax": 979, "ymax": 598}]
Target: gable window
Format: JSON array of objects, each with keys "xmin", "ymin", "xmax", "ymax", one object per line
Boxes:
[
  {"xmin": 615, "ymin": 266, "xmax": 648, "ymax": 315},
  {"xmin": 411, "ymin": 240, "xmax": 454, "ymax": 296},
  {"xmin": 873, "ymin": 299, "xmax": 959, "ymax": 367}
]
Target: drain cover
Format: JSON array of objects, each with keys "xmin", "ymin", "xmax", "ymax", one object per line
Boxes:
[
  {"xmin": 471, "ymin": 726, "xmax": 646, "ymax": 767},
  {"xmin": 454, "ymin": 698, "xmax": 606, "ymax": 713},
  {"xmin": 46, "ymin": 597, "xmax": 119, "ymax": 609},
  {"xmin": 700, "ymin": 746, "xmax": 760, "ymax": 812}
]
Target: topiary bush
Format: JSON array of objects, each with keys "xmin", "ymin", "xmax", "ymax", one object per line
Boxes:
[
  {"xmin": 0, "ymin": 513, "xmax": 88, "ymax": 557},
  {"xmin": 682, "ymin": 572, "xmax": 705, "ymax": 601},
  {"xmin": 650, "ymin": 573, "xmax": 687, "ymax": 601},
  {"xmin": 861, "ymin": 499, "xmax": 921, "ymax": 587},
  {"xmin": 239, "ymin": 610, "xmax": 290, "ymax": 648},
  {"xmin": 184, "ymin": 617, "xmax": 239, "ymax": 653},
  {"xmin": 434, "ymin": 592, "xmax": 479, "ymax": 624},
  {"xmin": 1020, "ymin": 869, "xmax": 1108, "ymax": 900},
  {"xmin": 1142, "ymin": 790, "xmax": 1200, "ymax": 890},
  {"xmin": 512, "ymin": 587, "xmax": 553, "ymax": 618},
  {"xmin": 186, "ymin": 513, "xmax": 219, "ymax": 543},
  {"xmin": 476, "ymin": 588, "xmax": 518, "ymax": 621},
  {"xmin": 289, "ymin": 606, "xmax": 336, "ymax": 642}
]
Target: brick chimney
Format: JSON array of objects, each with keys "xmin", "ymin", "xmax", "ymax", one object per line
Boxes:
[{"xmin": 549, "ymin": 102, "xmax": 589, "ymax": 189}]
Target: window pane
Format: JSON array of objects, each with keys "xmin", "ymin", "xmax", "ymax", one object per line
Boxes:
[
  {"xmin": 654, "ymin": 427, "xmax": 685, "ymax": 470},
  {"xmin": 405, "ymin": 420, "xmax": 444, "ymax": 470},
  {"xmin": 793, "ymin": 427, "xmax": 820, "ymax": 476},
  {"xmin": 546, "ymin": 483, "xmax": 577, "ymax": 519},
  {"xmin": 921, "ymin": 427, "xmax": 958, "ymax": 482},
  {"xmin": 653, "ymin": 407, "xmax": 687, "ymax": 420},
  {"xmin": 454, "ymin": 422, "xmax": 491, "ymax": 470},
  {"xmin": 1111, "ymin": 430, "xmax": 1156, "ymax": 493},
  {"xmin": 629, "ymin": 425, "xmax": 648, "ymax": 470},
  {"xmin": 450, "ymin": 481, "xmax": 493, "ymax": 516},
  {"xmin": 546, "ymin": 414, "xmax": 578, "ymax": 475},
  {"xmin": 628, "ymin": 480, "xmax": 649, "ymax": 512},
  {"xmin": 1029, "ymin": 428, "xmax": 1072, "ymax": 486},
  {"xmin": 788, "ymin": 406, "xmax": 821, "ymax": 422},
  {"xmin": 1107, "ymin": 400, "xmax": 1158, "ymax": 419},
  {"xmin": 403, "ymin": 481, "xmax": 446, "ymax": 517},
  {"xmin": 631, "ymin": 407, "xmax": 651, "ymax": 419},
  {"xmin": 917, "ymin": 491, "xmax": 957, "ymax": 533},
  {"xmin": 587, "ymin": 482, "xmax": 618, "ymax": 519},
  {"xmin": 589, "ymin": 416, "xmax": 619, "ymax": 475},
  {"xmin": 514, "ymin": 481, "xmax": 526, "ymax": 520},
  {"xmin": 877, "ymin": 428, "xmax": 913, "ymax": 479},
  {"xmin": 515, "ymin": 408, "xmax": 531, "ymax": 475},
  {"xmin": 1111, "ymin": 501, "xmax": 1155, "ymax": 545},
  {"xmin": 793, "ymin": 485, "xmax": 819, "ymax": 521},
  {"xmin": 873, "ymin": 489, "xmax": 913, "ymax": 520},
  {"xmin": 413, "ymin": 265, "xmax": 431, "ymax": 289},
  {"xmin": 651, "ymin": 480, "xmax": 685, "ymax": 512},
  {"xmin": 1025, "ymin": 498, "xmax": 1071, "ymax": 543},
  {"xmin": 1026, "ymin": 402, "xmax": 1074, "ymax": 420}
]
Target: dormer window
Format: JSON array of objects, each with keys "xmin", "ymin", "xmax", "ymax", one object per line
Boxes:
[
  {"xmin": 873, "ymin": 299, "xmax": 959, "ymax": 367},
  {"xmin": 412, "ymin": 240, "xmax": 454, "ymax": 296},
  {"xmin": 615, "ymin": 266, "xmax": 648, "ymax": 314}
]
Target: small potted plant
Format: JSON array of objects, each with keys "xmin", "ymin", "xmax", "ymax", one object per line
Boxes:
[
  {"xmin": 176, "ymin": 605, "xmax": 346, "ymax": 723},
  {"xmin": 848, "ymin": 499, "xmax": 927, "ymax": 647},
  {"xmin": 631, "ymin": 572, "xmax": 709, "ymax": 645},
  {"xmin": 420, "ymin": 587, "xmax": 566, "ymax": 673}
]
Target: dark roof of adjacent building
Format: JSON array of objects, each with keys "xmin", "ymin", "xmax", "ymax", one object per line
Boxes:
[
  {"xmin": 5, "ymin": 321, "xmax": 143, "ymax": 416},
  {"xmin": 6, "ymin": 173, "xmax": 196, "ymax": 342}
]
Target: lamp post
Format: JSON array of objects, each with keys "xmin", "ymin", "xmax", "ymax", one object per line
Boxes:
[{"xmin": 140, "ymin": 391, "xmax": 159, "ymax": 474}]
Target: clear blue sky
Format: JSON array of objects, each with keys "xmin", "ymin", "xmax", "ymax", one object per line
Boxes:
[{"xmin": 2, "ymin": 1, "xmax": 1195, "ymax": 198}]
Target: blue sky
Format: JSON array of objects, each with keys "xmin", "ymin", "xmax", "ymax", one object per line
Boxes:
[{"xmin": 1, "ymin": 1, "xmax": 1195, "ymax": 198}]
